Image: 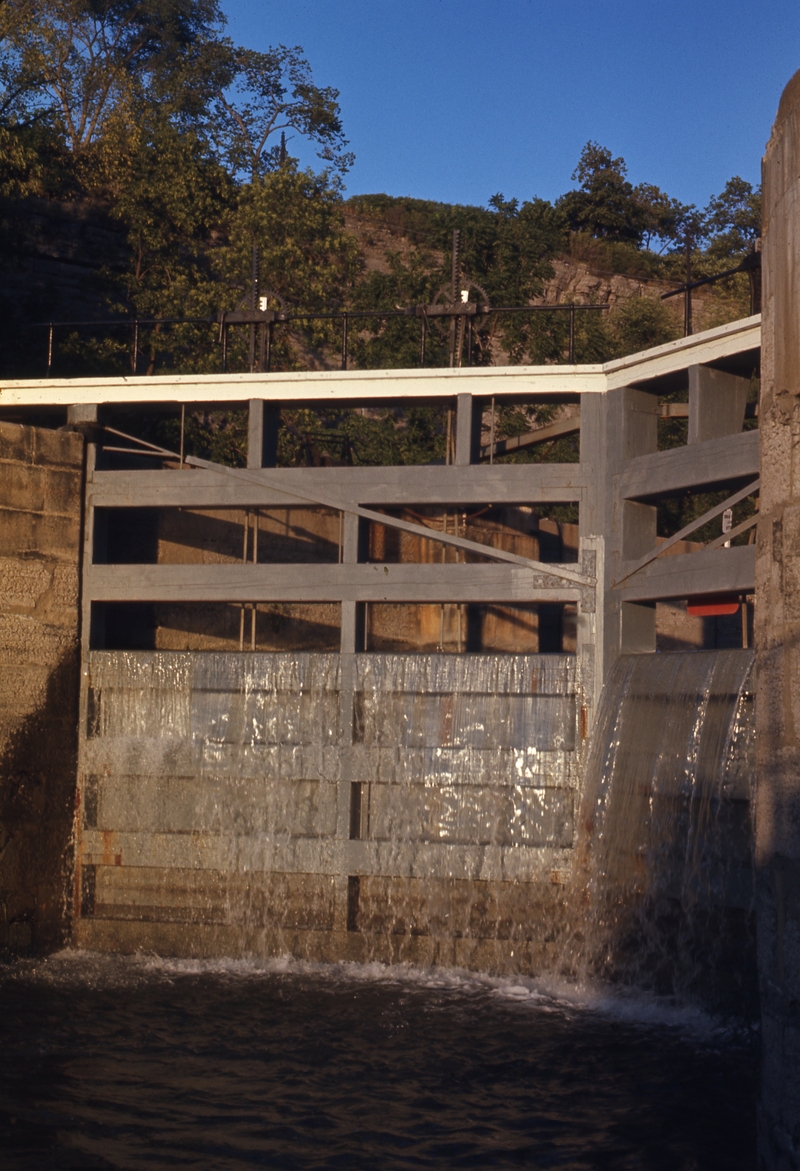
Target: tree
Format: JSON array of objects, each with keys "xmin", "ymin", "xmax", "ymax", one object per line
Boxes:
[
  {"xmin": 557, "ymin": 142, "xmax": 646, "ymax": 243},
  {"xmin": 704, "ymin": 176, "xmax": 761, "ymax": 262},
  {"xmin": 7, "ymin": 0, "xmax": 224, "ymax": 158},
  {"xmin": 219, "ymin": 164, "xmax": 358, "ymax": 312},
  {"xmin": 208, "ymin": 44, "xmax": 353, "ymax": 182}
]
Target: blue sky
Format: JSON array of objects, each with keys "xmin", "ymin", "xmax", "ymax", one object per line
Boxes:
[{"xmin": 223, "ymin": 0, "xmax": 799, "ymax": 211}]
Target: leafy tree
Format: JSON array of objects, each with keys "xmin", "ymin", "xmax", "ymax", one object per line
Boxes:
[
  {"xmin": 216, "ymin": 162, "xmax": 359, "ymax": 369},
  {"xmin": 607, "ymin": 296, "xmax": 680, "ymax": 357},
  {"xmin": 208, "ymin": 44, "xmax": 353, "ymax": 181},
  {"xmin": 7, "ymin": 0, "xmax": 224, "ymax": 161},
  {"xmin": 703, "ymin": 176, "xmax": 761, "ymax": 262},
  {"xmin": 557, "ymin": 142, "xmax": 647, "ymax": 243}
]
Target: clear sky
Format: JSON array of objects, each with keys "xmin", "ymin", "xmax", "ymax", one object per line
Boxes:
[{"xmin": 223, "ymin": 0, "xmax": 800, "ymax": 212}]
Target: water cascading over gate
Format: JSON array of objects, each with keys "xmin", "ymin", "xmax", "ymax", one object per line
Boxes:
[
  {"xmin": 74, "ymin": 650, "xmax": 583, "ymax": 970},
  {"xmin": 570, "ymin": 649, "xmax": 757, "ymax": 1012}
]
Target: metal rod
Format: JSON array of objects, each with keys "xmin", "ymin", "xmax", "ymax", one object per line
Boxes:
[
  {"xmin": 239, "ymin": 508, "xmax": 250, "ymax": 651},
  {"xmin": 101, "ymin": 446, "xmax": 180, "ymax": 458},
  {"xmin": 266, "ymin": 321, "xmax": 273, "ymax": 372},
  {"xmin": 569, "ymin": 304, "xmax": 575, "ymax": 363},
  {"xmin": 47, "ymin": 323, "xmax": 53, "ymax": 375},
  {"xmin": 341, "ymin": 313, "xmax": 348, "ymax": 371},
  {"xmin": 132, "ymin": 320, "xmax": 139, "ymax": 375},
  {"xmin": 179, "ymin": 405, "xmax": 185, "ymax": 468},
  {"xmin": 420, "ymin": 315, "xmax": 427, "ymax": 367},
  {"xmin": 489, "ymin": 397, "xmax": 495, "ymax": 466},
  {"xmin": 684, "ymin": 237, "xmax": 693, "ymax": 337},
  {"xmin": 27, "ymin": 305, "xmax": 609, "ymax": 328},
  {"xmin": 222, "ymin": 323, "xmax": 228, "ymax": 373},
  {"xmin": 249, "ymin": 246, "xmax": 258, "ymax": 372},
  {"xmin": 251, "ymin": 510, "xmax": 258, "ymax": 650}
]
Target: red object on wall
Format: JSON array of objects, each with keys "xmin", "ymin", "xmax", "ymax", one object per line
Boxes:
[{"xmin": 686, "ymin": 593, "xmax": 740, "ymax": 617}]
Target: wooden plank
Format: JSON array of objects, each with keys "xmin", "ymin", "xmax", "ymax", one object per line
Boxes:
[
  {"xmin": 618, "ymin": 430, "xmax": 759, "ymax": 500},
  {"xmin": 479, "ymin": 413, "xmax": 580, "ymax": 459},
  {"xmin": 615, "ymin": 478, "xmax": 759, "ymax": 585},
  {"xmin": 0, "ymin": 364, "xmax": 606, "ymax": 408},
  {"xmin": 84, "ymin": 561, "xmax": 581, "ymax": 604},
  {"xmin": 89, "ymin": 463, "xmax": 586, "ymax": 508},
  {"xmin": 614, "ymin": 544, "xmax": 755, "ymax": 602}
]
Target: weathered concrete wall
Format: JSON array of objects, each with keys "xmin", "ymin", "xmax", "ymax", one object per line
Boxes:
[
  {"xmin": 73, "ymin": 651, "xmax": 581, "ymax": 971},
  {"xmin": 0, "ymin": 421, "xmax": 84, "ymax": 951},
  {"xmin": 756, "ymin": 68, "xmax": 800, "ymax": 1171}
]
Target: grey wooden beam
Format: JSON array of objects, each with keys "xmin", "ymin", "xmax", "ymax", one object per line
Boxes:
[
  {"xmin": 454, "ymin": 392, "xmax": 479, "ymax": 466},
  {"xmin": 67, "ymin": 403, "xmax": 99, "ymax": 425},
  {"xmin": 84, "ymin": 561, "xmax": 581, "ymax": 604},
  {"xmin": 614, "ymin": 477, "xmax": 759, "ymax": 586},
  {"xmin": 617, "ymin": 429, "xmax": 759, "ymax": 501},
  {"xmin": 247, "ymin": 399, "xmax": 279, "ymax": 468},
  {"xmin": 613, "ymin": 544, "xmax": 755, "ymax": 602},
  {"xmin": 339, "ymin": 511, "xmax": 361, "ymax": 653},
  {"xmin": 90, "ymin": 463, "xmax": 585, "ymax": 508},
  {"xmin": 688, "ymin": 364, "xmax": 749, "ymax": 444},
  {"xmin": 479, "ymin": 412, "xmax": 580, "ymax": 460},
  {"xmin": 90, "ymin": 446, "xmax": 593, "ymax": 585}
]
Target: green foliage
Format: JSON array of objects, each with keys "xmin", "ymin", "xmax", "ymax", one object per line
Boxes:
[
  {"xmin": 557, "ymin": 142, "xmax": 646, "ymax": 243},
  {"xmin": 7, "ymin": 0, "xmax": 225, "ymax": 158},
  {"xmin": 606, "ymin": 296, "xmax": 681, "ymax": 358},
  {"xmin": 704, "ymin": 176, "xmax": 761, "ymax": 262},
  {"xmin": 208, "ymin": 44, "xmax": 353, "ymax": 181},
  {"xmin": 275, "ymin": 405, "xmax": 446, "ymax": 468},
  {"xmin": 0, "ymin": 13, "xmax": 765, "ymax": 399}
]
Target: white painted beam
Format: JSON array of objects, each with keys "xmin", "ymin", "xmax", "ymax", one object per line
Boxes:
[{"xmin": 0, "ymin": 315, "xmax": 760, "ymax": 408}]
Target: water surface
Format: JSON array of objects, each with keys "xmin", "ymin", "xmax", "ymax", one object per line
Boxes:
[{"xmin": 0, "ymin": 952, "xmax": 756, "ymax": 1170}]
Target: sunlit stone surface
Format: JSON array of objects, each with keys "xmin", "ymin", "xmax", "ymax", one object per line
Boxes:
[{"xmin": 756, "ymin": 66, "xmax": 800, "ymax": 1171}]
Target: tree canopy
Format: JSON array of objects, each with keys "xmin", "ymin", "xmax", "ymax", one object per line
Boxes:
[{"xmin": 0, "ymin": 4, "xmax": 762, "ymax": 387}]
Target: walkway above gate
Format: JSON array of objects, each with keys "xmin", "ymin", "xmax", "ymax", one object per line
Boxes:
[{"xmin": 0, "ymin": 312, "xmax": 761, "ymax": 714}]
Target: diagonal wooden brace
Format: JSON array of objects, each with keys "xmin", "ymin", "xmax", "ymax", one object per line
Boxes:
[
  {"xmin": 613, "ymin": 477, "xmax": 760, "ymax": 588},
  {"xmin": 101, "ymin": 426, "xmax": 595, "ymax": 589}
]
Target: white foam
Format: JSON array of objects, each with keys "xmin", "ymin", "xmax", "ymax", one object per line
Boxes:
[{"xmin": 0, "ymin": 947, "xmax": 746, "ymax": 1039}]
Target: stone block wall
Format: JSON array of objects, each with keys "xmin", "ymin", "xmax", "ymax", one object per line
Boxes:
[
  {"xmin": 0, "ymin": 421, "xmax": 84, "ymax": 951},
  {"xmin": 756, "ymin": 68, "xmax": 800, "ymax": 1171}
]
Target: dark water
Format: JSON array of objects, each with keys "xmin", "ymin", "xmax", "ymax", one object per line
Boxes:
[{"xmin": 0, "ymin": 953, "xmax": 756, "ymax": 1171}]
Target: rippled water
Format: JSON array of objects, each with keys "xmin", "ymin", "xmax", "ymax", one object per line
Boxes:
[{"xmin": 0, "ymin": 952, "xmax": 756, "ymax": 1170}]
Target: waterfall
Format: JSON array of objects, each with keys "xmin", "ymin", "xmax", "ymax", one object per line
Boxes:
[{"xmin": 569, "ymin": 649, "xmax": 757, "ymax": 1013}]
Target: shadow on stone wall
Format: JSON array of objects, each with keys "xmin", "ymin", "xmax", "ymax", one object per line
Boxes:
[{"xmin": 0, "ymin": 644, "xmax": 80, "ymax": 954}]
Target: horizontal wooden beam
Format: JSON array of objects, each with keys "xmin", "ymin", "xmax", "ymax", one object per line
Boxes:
[
  {"xmin": 84, "ymin": 562, "xmax": 582, "ymax": 604},
  {"xmin": 479, "ymin": 413, "xmax": 580, "ymax": 460},
  {"xmin": 0, "ymin": 316, "xmax": 759, "ymax": 409},
  {"xmin": 0, "ymin": 365, "xmax": 605, "ymax": 408},
  {"xmin": 90, "ymin": 463, "xmax": 585, "ymax": 509},
  {"xmin": 614, "ymin": 544, "xmax": 755, "ymax": 602},
  {"xmin": 617, "ymin": 430, "xmax": 759, "ymax": 500}
]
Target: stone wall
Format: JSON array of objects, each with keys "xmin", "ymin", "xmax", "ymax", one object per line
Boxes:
[
  {"xmin": 756, "ymin": 68, "xmax": 800, "ymax": 1171},
  {"xmin": 0, "ymin": 421, "xmax": 84, "ymax": 952}
]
